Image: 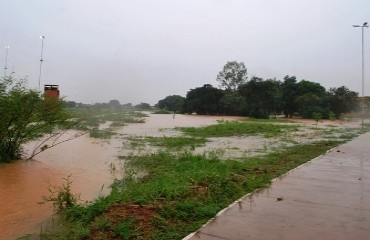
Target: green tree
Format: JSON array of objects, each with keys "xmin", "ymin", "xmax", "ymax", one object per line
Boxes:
[
  {"xmin": 328, "ymin": 86, "xmax": 359, "ymax": 118},
  {"xmin": 0, "ymin": 77, "xmax": 68, "ymax": 163},
  {"xmin": 216, "ymin": 61, "xmax": 248, "ymax": 91},
  {"xmin": 312, "ymin": 112, "xmax": 322, "ymax": 128},
  {"xmin": 281, "ymin": 75, "xmax": 299, "ymax": 118},
  {"xmin": 64, "ymin": 100, "xmax": 77, "ymax": 108},
  {"xmin": 294, "ymin": 80, "xmax": 327, "ymax": 118},
  {"xmin": 219, "ymin": 92, "xmax": 246, "ymax": 116},
  {"xmin": 108, "ymin": 99, "xmax": 121, "ymax": 109},
  {"xmin": 134, "ymin": 102, "xmax": 151, "ymax": 111},
  {"xmin": 238, "ymin": 77, "xmax": 281, "ymax": 118},
  {"xmin": 157, "ymin": 95, "xmax": 185, "ymax": 112},
  {"xmin": 184, "ymin": 84, "xmax": 224, "ymax": 115}
]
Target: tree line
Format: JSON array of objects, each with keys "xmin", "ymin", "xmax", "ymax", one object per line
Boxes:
[{"xmin": 156, "ymin": 61, "xmax": 362, "ymax": 119}]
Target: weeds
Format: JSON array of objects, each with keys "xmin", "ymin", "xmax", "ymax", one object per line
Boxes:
[{"xmin": 42, "ymin": 174, "xmax": 80, "ymax": 213}]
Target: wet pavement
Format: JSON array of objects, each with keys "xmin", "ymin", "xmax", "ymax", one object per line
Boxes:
[{"xmin": 185, "ymin": 132, "xmax": 370, "ymax": 240}]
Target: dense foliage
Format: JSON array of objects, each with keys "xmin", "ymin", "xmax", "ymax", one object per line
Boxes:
[
  {"xmin": 156, "ymin": 95, "xmax": 185, "ymax": 112},
  {"xmin": 0, "ymin": 77, "xmax": 68, "ymax": 162},
  {"xmin": 156, "ymin": 61, "xmax": 360, "ymax": 119}
]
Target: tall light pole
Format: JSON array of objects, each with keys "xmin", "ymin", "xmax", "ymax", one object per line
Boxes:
[
  {"xmin": 38, "ymin": 35, "xmax": 45, "ymax": 91},
  {"xmin": 4, "ymin": 46, "xmax": 10, "ymax": 78},
  {"xmin": 353, "ymin": 22, "xmax": 368, "ymax": 128}
]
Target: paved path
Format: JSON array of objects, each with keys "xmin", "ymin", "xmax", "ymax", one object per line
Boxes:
[{"xmin": 185, "ymin": 132, "xmax": 370, "ymax": 240}]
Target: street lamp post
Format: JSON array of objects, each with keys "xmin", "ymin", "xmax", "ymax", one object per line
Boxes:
[
  {"xmin": 353, "ymin": 22, "xmax": 368, "ymax": 128},
  {"xmin": 4, "ymin": 46, "xmax": 10, "ymax": 78},
  {"xmin": 38, "ymin": 35, "xmax": 45, "ymax": 91}
]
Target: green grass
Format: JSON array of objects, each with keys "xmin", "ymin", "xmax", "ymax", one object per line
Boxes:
[
  {"xmin": 65, "ymin": 109, "xmax": 147, "ymax": 139},
  {"xmin": 110, "ymin": 122, "xmax": 126, "ymax": 127},
  {"xmin": 89, "ymin": 130, "xmax": 116, "ymax": 139},
  {"xmin": 152, "ymin": 109, "xmax": 172, "ymax": 114},
  {"xmin": 100, "ymin": 112, "xmax": 146, "ymax": 123},
  {"xmin": 178, "ymin": 121, "xmax": 299, "ymax": 138},
  {"xmin": 129, "ymin": 136, "xmax": 207, "ymax": 149},
  {"xmin": 320, "ymin": 127, "xmax": 370, "ymax": 141},
  {"xmin": 38, "ymin": 140, "xmax": 343, "ymax": 239}
]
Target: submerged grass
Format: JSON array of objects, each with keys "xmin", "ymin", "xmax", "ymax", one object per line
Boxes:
[
  {"xmin": 89, "ymin": 130, "xmax": 116, "ymax": 139},
  {"xmin": 128, "ymin": 136, "xmax": 207, "ymax": 150},
  {"xmin": 178, "ymin": 121, "xmax": 299, "ymax": 138},
  {"xmin": 38, "ymin": 140, "xmax": 343, "ymax": 240}
]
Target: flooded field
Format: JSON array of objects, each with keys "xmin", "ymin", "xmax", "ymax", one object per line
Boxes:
[
  {"xmin": 0, "ymin": 114, "xmax": 242, "ymax": 240},
  {"xmin": 0, "ymin": 113, "xmax": 365, "ymax": 239}
]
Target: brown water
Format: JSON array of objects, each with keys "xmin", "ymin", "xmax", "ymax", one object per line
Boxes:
[{"xmin": 0, "ymin": 114, "xmax": 241, "ymax": 240}]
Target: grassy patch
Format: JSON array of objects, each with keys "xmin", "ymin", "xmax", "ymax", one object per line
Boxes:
[
  {"xmin": 320, "ymin": 127, "xmax": 369, "ymax": 141},
  {"xmin": 40, "ymin": 140, "xmax": 343, "ymax": 239},
  {"xmin": 67, "ymin": 109, "xmax": 146, "ymax": 133},
  {"xmin": 178, "ymin": 121, "xmax": 298, "ymax": 138},
  {"xmin": 110, "ymin": 121, "xmax": 126, "ymax": 127},
  {"xmin": 100, "ymin": 112, "xmax": 145, "ymax": 123},
  {"xmin": 129, "ymin": 136, "xmax": 207, "ymax": 149},
  {"xmin": 89, "ymin": 130, "xmax": 116, "ymax": 139},
  {"xmin": 152, "ymin": 109, "xmax": 172, "ymax": 114}
]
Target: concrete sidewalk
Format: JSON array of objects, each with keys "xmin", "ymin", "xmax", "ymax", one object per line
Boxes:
[{"xmin": 185, "ymin": 132, "xmax": 370, "ymax": 240}]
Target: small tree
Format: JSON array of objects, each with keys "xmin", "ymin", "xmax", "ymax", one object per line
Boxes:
[
  {"xmin": 0, "ymin": 77, "xmax": 69, "ymax": 162},
  {"xmin": 216, "ymin": 61, "xmax": 247, "ymax": 91},
  {"xmin": 328, "ymin": 111, "xmax": 336, "ymax": 121},
  {"xmin": 312, "ymin": 112, "xmax": 322, "ymax": 128}
]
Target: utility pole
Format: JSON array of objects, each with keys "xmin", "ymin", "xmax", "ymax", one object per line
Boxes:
[
  {"xmin": 38, "ymin": 35, "xmax": 45, "ymax": 91},
  {"xmin": 353, "ymin": 22, "xmax": 368, "ymax": 128}
]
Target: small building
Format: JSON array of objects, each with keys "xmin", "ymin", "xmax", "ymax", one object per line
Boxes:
[{"xmin": 44, "ymin": 84, "xmax": 60, "ymax": 98}]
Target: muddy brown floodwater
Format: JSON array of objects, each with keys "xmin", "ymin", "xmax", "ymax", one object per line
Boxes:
[{"xmin": 0, "ymin": 114, "xmax": 241, "ymax": 240}]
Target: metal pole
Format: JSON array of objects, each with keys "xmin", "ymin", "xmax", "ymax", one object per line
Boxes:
[
  {"xmin": 353, "ymin": 23, "xmax": 368, "ymax": 128},
  {"xmin": 4, "ymin": 46, "xmax": 9, "ymax": 78},
  {"xmin": 362, "ymin": 26, "xmax": 365, "ymax": 128},
  {"xmin": 38, "ymin": 36, "xmax": 45, "ymax": 91}
]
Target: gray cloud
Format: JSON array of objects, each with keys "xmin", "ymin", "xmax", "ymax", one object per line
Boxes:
[{"xmin": 1, "ymin": 0, "xmax": 369, "ymax": 104}]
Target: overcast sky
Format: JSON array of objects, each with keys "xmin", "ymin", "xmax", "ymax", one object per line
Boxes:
[{"xmin": 1, "ymin": 0, "xmax": 369, "ymax": 105}]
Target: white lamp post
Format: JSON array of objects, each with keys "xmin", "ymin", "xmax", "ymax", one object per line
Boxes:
[
  {"xmin": 4, "ymin": 46, "xmax": 10, "ymax": 77},
  {"xmin": 38, "ymin": 35, "xmax": 45, "ymax": 91},
  {"xmin": 353, "ymin": 22, "xmax": 368, "ymax": 128}
]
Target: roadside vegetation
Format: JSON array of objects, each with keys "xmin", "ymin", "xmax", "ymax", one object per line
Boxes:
[{"xmin": 0, "ymin": 77, "xmax": 69, "ymax": 163}]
